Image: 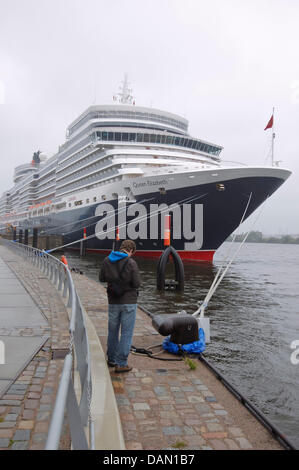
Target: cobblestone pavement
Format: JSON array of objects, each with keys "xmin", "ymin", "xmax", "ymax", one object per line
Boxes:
[
  {"xmin": 72, "ymin": 272, "xmax": 282, "ymax": 451},
  {"xmin": 0, "ymin": 245, "xmax": 71, "ymax": 450}
]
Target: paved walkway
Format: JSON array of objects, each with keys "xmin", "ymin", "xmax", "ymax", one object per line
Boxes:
[
  {"xmin": 72, "ymin": 272, "xmax": 282, "ymax": 451},
  {"xmin": 0, "ymin": 254, "xmax": 49, "ymax": 397},
  {"xmin": 0, "ymin": 245, "xmax": 70, "ymax": 450}
]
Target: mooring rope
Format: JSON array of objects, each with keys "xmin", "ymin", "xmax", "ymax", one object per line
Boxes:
[
  {"xmin": 195, "ymin": 192, "xmax": 253, "ymax": 313},
  {"xmin": 193, "ymin": 193, "xmax": 269, "ymax": 318}
]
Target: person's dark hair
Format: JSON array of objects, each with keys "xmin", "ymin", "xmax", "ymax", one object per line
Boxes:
[{"xmin": 120, "ymin": 239, "xmax": 136, "ymax": 254}]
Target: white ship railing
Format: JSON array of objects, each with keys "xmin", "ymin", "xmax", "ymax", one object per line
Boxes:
[{"xmin": 0, "ymin": 238, "xmax": 94, "ymax": 450}]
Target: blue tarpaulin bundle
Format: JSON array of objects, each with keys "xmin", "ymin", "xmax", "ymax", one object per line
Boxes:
[{"xmin": 162, "ymin": 328, "xmax": 205, "ymax": 355}]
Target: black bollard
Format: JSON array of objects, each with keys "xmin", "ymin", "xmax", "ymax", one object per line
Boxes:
[
  {"xmin": 80, "ymin": 240, "xmax": 86, "ymax": 256},
  {"xmin": 80, "ymin": 227, "xmax": 87, "ymax": 256},
  {"xmin": 32, "ymin": 228, "xmax": 38, "ymax": 248},
  {"xmin": 112, "ymin": 226, "xmax": 120, "ymax": 252},
  {"xmin": 152, "ymin": 313, "xmax": 199, "ymax": 344}
]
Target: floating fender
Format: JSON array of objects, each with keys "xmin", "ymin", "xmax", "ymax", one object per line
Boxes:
[{"xmin": 156, "ymin": 245, "xmax": 184, "ymax": 291}]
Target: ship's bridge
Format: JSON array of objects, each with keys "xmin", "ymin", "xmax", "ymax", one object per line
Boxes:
[{"xmin": 66, "ymin": 105, "xmax": 189, "ymax": 139}]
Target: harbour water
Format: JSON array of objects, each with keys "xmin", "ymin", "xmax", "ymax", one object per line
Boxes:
[{"xmin": 63, "ymin": 242, "xmax": 299, "ymax": 448}]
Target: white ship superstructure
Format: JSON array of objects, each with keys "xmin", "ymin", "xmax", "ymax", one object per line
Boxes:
[
  {"xmin": 0, "ymin": 102, "xmax": 223, "ymax": 222},
  {"xmin": 0, "ymin": 79, "xmax": 291, "ymax": 261}
]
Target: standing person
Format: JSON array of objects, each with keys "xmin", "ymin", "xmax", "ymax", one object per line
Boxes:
[{"xmin": 99, "ymin": 240, "xmax": 140, "ymax": 373}]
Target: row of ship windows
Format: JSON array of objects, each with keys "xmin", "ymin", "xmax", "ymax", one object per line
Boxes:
[
  {"xmin": 94, "ymin": 131, "xmax": 221, "ymax": 156},
  {"xmin": 13, "ymin": 175, "xmax": 122, "ymax": 212},
  {"xmin": 58, "ymin": 136, "xmax": 92, "ymax": 162},
  {"xmin": 73, "ymin": 195, "xmax": 105, "ymax": 206},
  {"xmin": 56, "ymin": 168, "xmax": 119, "ymax": 194},
  {"xmin": 19, "ymin": 180, "xmax": 55, "ymax": 195},
  {"xmin": 38, "ymin": 183, "xmax": 227, "ymax": 213},
  {"xmin": 29, "ymin": 194, "xmax": 106, "ymax": 215},
  {"xmin": 69, "ymin": 111, "xmax": 187, "ymax": 136},
  {"xmin": 64, "ymin": 121, "xmax": 185, "ymax": 160},
  {"xmin": 58, "ymin": 145, "xmax": 96, "ymax": 173},
  {"xmin": 38, "ymin": 161, "xmax": 57, "ymax": 176},
  {"xmin": 1, "ymin": 174, "xmax": 122, "ymax": 217},
  {"xmin": 16, "ymin": 173, "xmax": 55, "ymax": 193},
  {"xmin": 2, "ymin": 181, "xmax": 226, "ymax": 220},
  {"xmin": 57, "ymin": 175, "xmax": 122, "ymax": 199},
  {"xmin": 57, "ymin": 153, "xmax": 109, "ymax": 181},
  {"xmin": 57, "ymin": 159, "xmax": 112, "ymax": 187}
]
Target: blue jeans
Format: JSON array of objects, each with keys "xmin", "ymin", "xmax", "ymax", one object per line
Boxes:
[{"xmin": 107, "ymin": 304, "xmax": 137, "ymax": 367}]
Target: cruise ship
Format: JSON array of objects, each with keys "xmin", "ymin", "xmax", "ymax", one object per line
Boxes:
[{"xmin": 0, "ymin": 78, "xmax": 291, "ymax": 261}]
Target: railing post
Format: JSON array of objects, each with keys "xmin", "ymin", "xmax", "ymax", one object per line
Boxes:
[
  {"xmin": 62, "ymin": 274, "xmax": 68, "ymax": 298},
  {"xmin": 45, "ymin": 354, "xmax": 73, "ymax": 450},
  {"xmin": 49, "ymin": 262, "xmax": 54, "ymax": 282},
  {"xmin": 67, "ymin": 274, "xmax": 74, "ymax": 308},
  {"xmin": 53, "ymin": 264, "xmax": 58, "ymax": 286},
  {"xmin": 58, "ymin": 266, "xmax": 63, "ymax": 291}
]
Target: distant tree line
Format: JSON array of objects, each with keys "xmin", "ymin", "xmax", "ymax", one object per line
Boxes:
[{"xmin": 226, "ymin": 231, "xmax": 299, "ymax": 244}]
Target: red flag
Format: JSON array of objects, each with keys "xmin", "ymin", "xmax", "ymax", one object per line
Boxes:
[{"xmin": 264, "ymin": 115, "xmax": 273, "ymax": 130}]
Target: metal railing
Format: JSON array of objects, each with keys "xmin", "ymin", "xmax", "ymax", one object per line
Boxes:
[{"xmin": 0, "ymin": 238, "xmax": 94, "ymax": 450}]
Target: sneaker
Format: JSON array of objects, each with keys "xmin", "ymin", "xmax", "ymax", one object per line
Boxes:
[
  {"xmin": 114, "ymin": 365, "xmax": 132, "ymax": 373},
  {"xmin": 107, "ymin": 360, "xmax": 116, "ymax": 367}
]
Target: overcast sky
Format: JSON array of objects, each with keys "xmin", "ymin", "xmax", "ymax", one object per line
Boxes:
[{"xmin": 0, "ymin": 0, "xmax": 298, "ymax": 234}]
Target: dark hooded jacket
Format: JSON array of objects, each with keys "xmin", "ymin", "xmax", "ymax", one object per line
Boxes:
[{"xmin": 99, "ymin": 250, "xmax": 141, "ymax": 304}]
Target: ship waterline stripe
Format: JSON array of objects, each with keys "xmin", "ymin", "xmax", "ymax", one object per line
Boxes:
[{"xmin": 68, "ymin": 246, "xmax": 215, "ymax": 262}]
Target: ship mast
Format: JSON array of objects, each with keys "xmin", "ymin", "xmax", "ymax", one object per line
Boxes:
[
  {"xmin": 271, "ymin": 107, "xmax": 275, "ymax": 167},
  {"xmin": 264, "ymin": 107, "xmax": 276, "ymax": 166},
  {"xmin": 113, "ymin": 74, "xmax": 135, "ymax": 105}
]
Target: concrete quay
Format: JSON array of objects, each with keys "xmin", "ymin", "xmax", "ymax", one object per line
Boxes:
[
  {"xmin": 0, "ymin": 245, "xmax": 70, "ymax": 450},
  {"xmin": 0, "ymin": 243, "xmax": 283, "ymax": 451},
  {"xmin": 72, "ymin": 272, "xmax": 283, "ymax": 451}
]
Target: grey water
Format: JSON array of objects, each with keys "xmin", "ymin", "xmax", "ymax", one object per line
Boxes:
[{"xmin": 64, "ymin": 242, "xmax": 299, "ymax": 448}]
